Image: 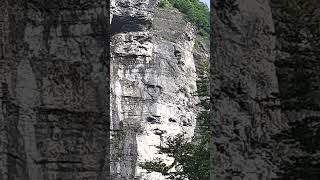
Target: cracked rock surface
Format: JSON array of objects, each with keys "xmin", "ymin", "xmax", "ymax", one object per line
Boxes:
[
  {"xmin": 0, "ymin": 0, "xmax": 109, "ymax": 180},
  {"xmin": 211, "ymin": 0, "xmax": 281, "ymax": 179},
  {"xmin": 211, "ymin": 0, "xmax": 320, "ymax": 179},
  {"xmin": 110, "ymin": 1, "xmax": 200, "ymax": 179}
]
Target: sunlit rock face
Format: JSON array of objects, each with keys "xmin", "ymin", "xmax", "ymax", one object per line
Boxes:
[
  {"xmin": 110, "ymin": 1, "xmax": 199, "ymax": 179},
  {"xmin": 137, "ymin": 8, "xmax": 198, "ymax": 180},
  {"xmin": 0, "ymin": 0, "xmax": 109, "ymax": 179},
  {"xmin": 210, "ymin": 0, "xmax": 282, "ymax": 179},
  {"xmin": 110, "ymin": 1, "xmax": 159, "ymax": 179}
]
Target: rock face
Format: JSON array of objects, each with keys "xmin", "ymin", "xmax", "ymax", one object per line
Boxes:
[
  {"xmin": 4, "ymin": 0, "xmax": 319, "ymax": 179},
  {"xmin": 110, "ymin": 1, "xmax": 159, "ymax": 179},
  {"xmin": 211, "ymin": 0, "xmax": 282, "ymax": 179},
  {"xmin": 211, "ymin": 0, "xmax": 320, "ymax": 179},
  {"xmin": 110, "ymin": 1, "xmax": 199, "ymax": 179},
  {"xmin": 1, "ymin": 0, "xmax": 201, "ymax": 179},
  {"xmin": 0, "ymin": 1, "xmax": 110, "ymax": 179},
  {"xmin": 138, "ymin": 7, "xmax": 198, "ymax": 180},
  {"xmin": 269, "ymin": 1, "xmax": 320, "ymax": 179}
]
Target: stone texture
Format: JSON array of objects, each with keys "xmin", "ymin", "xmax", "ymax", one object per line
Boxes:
[
  {"xmin": 0, "ymin": 0, "xmax": 110, "ymax": 179},
  {"xmin": 110, "ymin": 1, "xmax": 200, "ymax": 179},
  {"xmin": 110, "ymin": 0, "xmax": 320, "ymax": 179},
  {"xmin": 110, "ymin": 1, "xmax": 160, "ymax": 179},
  {"xmin": 269, "ymin": 1, "xmax": 320, "ymax": 179},
  {"xmin": 5, "ymin": 0, "xmax": 320, "ymax": 179},
  {"xmin": 211, "ymin": 0, "xmax": 320, "ymax": 179},
  {"xmin": 210, "ymin": 0, "xmax": 282, "ymax": 179},
  {"xmin": 138, "ymin": 7, "xmax": 199, "ymax": 180}
]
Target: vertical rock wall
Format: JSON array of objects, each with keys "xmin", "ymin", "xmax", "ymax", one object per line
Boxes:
[
  {"xmin": 138, "ymin": 7, "xmax": 198, "ymax": 180},
  {"xmin": 270, "ymin": 1, "xmax": 320, "ymax": 178},
  {"xmin": 5, "ymin": 0, "xmax": 316, "ymax": 179},
  {"xmin": 110, "ymin": 0, "xmax": 160, "ymax": 179},
  {"xmin": 0, "ymin": 1, "xmax": 109, "ymax": 179},
  {"xmin": 210, "ymin": 0, "xmax": 281, "ymax": 179},
  {"xmin": 110, "ymin": 1, "xmax": 199, "ymax": 179}
]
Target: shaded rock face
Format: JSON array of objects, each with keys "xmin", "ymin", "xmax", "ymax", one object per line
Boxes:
[
  {"xmin": 110, "ymin": 1, "xmax": 199, "ymax": 179},
  {"xmin": 0, "ymin": 1, "xmax": 109, "ymax": 179},
  {"xmin": 211, "ymin": 0, "xmax": 320, "ymax": 179},
  {"xmin": 269, "ymin": 1, "xmax": 320, "ymax": 179},
  {"xmin": 211, "ymin": 0, "xmax": 281, "ymax": 179}
]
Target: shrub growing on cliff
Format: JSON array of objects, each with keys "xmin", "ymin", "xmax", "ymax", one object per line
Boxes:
[
  {"xmin": 159, "ymin": 0, "xmax": 172, "ymax": 8},
  {"xmin": 158, "ymin": 0, "xmax": 210, "ymax": 37},
  {"xmin": 140, "ymin": 133, "xmax": 209, "ymax": 180}
]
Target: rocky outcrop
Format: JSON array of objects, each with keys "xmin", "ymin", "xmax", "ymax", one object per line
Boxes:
[
  {"xmin": 110, "ymin": 1, "xmax": 159, "ymax": 179},
  {"xmin": 6, "ymin": 0, "xmax": 319, "ymax": 179},
  {"xmin": 110, "ymin": 1, "xmax": 199, "ymax": 179},
  {"xmin": 210, "ymin": 0, "xmax": 282, "ymax": 179},
  {"xmin": 0, "ymin": 0, "xmax": 201, "ymax": 179},
  {"xmin": 138, "ymin": 7, "xmax": 199, "ymax": 180},
  {"xmin": 0, "ymin": 1, "xmax": 110, "ymax": 179}
]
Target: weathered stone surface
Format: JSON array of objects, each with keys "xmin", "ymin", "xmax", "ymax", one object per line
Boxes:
[
  {"xmin": 211, "ymin": 0, "xmax": 320, "ymax": 179},
  {"xmin": 137, "ymin": 7, "xmax": 199, "ymax": 180},
  {"xmin": 269, "ymin": 1, "xmax": 320, "ymax": 179},
  {"xmin": 110, "ymin": 1, "xmax": 160, "ymax": 179},
  {"xmin": 210, "ymin": 0, "xmax": 281, "ymax": 179},
  {"xmin": 110, "ymin": 0, "xmax": 320, "ymax": 179},
  {"xmin": 6, "ymin": 0, "xmax": 320, "ymax": 179},
  {"xmin": 0, "ymin": 0, "xmax": 110, "ymax": 179},
  {"xmin": 110, "ymin": 1, "xmax": 200, "ymax": 179}
]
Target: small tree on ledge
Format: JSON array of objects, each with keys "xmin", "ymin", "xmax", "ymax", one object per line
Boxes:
[{"xmin": 139, "ymin": 133, "xmax": 209, "ymax": 180}]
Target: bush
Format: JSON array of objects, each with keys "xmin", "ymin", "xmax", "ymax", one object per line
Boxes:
[
  {"xmin": 159, "ymin": 0, "xmax": 172, "ymax": 8},
  {"xmin": 158, "ymin": 0, "xmax": 210, "ymax": 37},
  {"xmin": 140, "ymin": 133, "xmax": 210, "ymax": 180}
]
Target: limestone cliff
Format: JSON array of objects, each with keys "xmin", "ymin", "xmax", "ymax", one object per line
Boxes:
[
  {"xmin": 0, "ymin": 0, "xmax": 203, "ymax": 179},
  {"xmin": 110, "ymin": 1, "xmax": 201, "ymax": 179}
]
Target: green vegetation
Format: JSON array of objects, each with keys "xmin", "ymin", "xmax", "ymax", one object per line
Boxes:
[
  {"xmin": 140, "ymin": 107, "xmax": 210, "ymax": 180},
  {"xmin": 195, "ymin": 58, "xmax": 210, "ymax": 134},
  {"xmin": 158, "ymin": 0, "xmax": 210, "ymax": 37},
  {"xmin": 140, "ymin": 134, "xmax": 209, "ymax": 180},
  {"xmin": 159, "ymin": 0, "xmax": 173, "ymax": 8}
]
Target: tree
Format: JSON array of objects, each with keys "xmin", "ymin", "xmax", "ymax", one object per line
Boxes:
[
  {"xmin": 158, "ymin": 0, "xmax": 210, "ymax": 37},
  {"xmin": 159, "ymin": 0, "xmax": 172, "ymax": 8},
  {"xmin": 139, "ymin": 133, "xmax": 209, "ymax": 180}
]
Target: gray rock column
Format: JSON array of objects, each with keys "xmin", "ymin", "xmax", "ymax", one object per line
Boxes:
[
  {"xmin": 210, "ymin": 0, "xmax": 281, "ymax": 179},
  {"xmin": 110, "ymin": 0, "xmax": 160, "ymax": 179},
  {"xmin": 110, "ymin": 1, "xmax": 199, "ymax": 179},
  {"xmin": 0, "ymin": 1, "xmax": 110, "ymax": 179}
]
